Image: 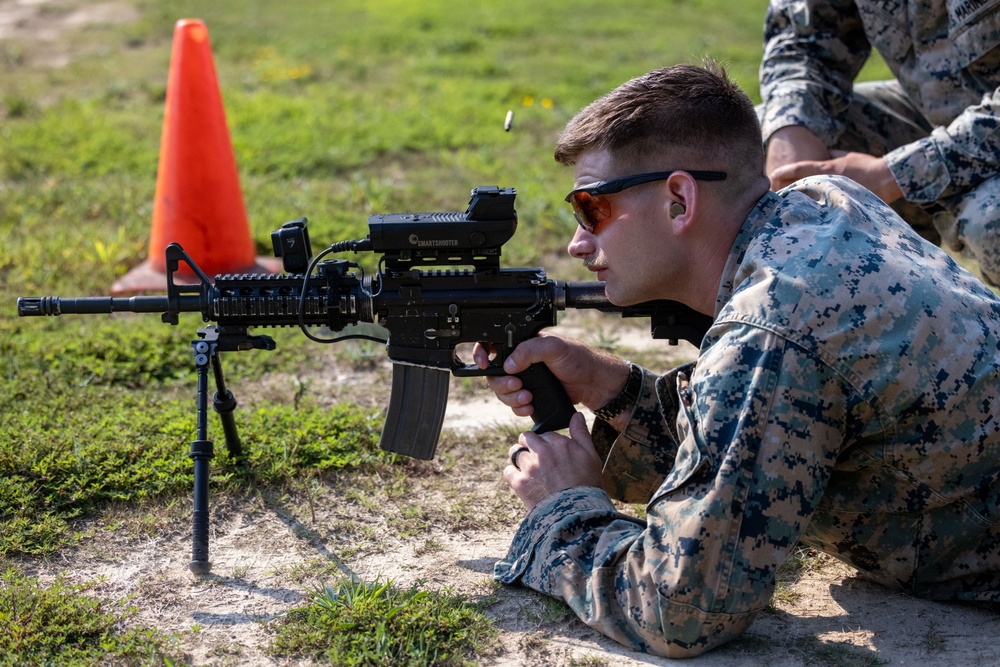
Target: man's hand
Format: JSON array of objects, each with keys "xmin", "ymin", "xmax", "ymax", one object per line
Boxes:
[
  {"xmin": 765, "ymin": 125, "xmax": 903, "ymax": 204},
  {"xmin": 765, "ymin": 125, "xmax": 830, "ymax": 188},
  {"xmin": 473, "ymin": 333, "xmax": 629, "ymax": 417},
  {"xmin": 769, "ymin": 150, "xmax": 904, "ymax": 204},
  {"xmin": 504, "ymin": 412, "xmax": 605, "ymax": 510}
]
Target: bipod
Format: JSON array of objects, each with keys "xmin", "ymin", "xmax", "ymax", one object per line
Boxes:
[{"xmin": 189, "ymin": 324, "xmax": 276, "ymax": 575}]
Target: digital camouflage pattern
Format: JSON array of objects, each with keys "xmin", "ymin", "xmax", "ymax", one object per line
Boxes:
[
  {"xmin": 758, "ymin": 0, "xmax": 1000, "ymax": 281},
  {"xmin": 495, "ymin": 176, "xmax": 1000, "ymax": 657}
]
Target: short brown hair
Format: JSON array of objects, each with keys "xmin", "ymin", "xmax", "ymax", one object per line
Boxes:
[{"xmin": 554, "ymin": 61, "xmax": 764, "ymax": 184}]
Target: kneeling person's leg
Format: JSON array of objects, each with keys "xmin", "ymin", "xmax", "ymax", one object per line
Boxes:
[{"xmin": 934, "ymin": 177, "xmax": 1000, "ymax": 285}]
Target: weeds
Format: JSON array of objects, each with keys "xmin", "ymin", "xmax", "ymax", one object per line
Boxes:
[
  {"xmin": 568, "ymin": 657, "xmax": 609, "ymax": 667},
  {"xmin": 269, "ymin": 577, "xmax": 500, "ymax": 666},
  {"xmin": 769, "ymin": 547, "xmax": 849, "ymax": 608},
  {"xmin": 0, "ymin": 362, "xmax": 385, "ymax": 556},
  {"xmin": 0, "ymin": 568, "xmax": 182, "ymax": 666},
  {"xmin": 791, "ymin": 637, "xmax": 889, "ymax": 667}
]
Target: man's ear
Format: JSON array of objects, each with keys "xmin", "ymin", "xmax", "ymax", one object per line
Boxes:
[{"xmin": 665, "ymin": 172, "xmax": 697, "ymax": 234}]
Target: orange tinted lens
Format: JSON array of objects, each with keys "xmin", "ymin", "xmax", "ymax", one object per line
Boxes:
[{"xmin": 571, "ymin": 191, "xmax": 611, "ymax": 232}]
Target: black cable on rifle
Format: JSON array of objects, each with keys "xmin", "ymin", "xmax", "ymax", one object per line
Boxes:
[{"xmin": 297, "ymin": 242, "xmax": 387, "ymax": 345}]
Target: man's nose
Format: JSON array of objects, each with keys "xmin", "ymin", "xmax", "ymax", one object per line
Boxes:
[{"xmin": 568, "ymin": 226, "xmax": 594, "ymax": 258}]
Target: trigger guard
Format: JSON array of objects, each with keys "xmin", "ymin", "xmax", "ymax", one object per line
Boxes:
[{"xmin": 451, "ymin": 343, "xmax": 508, "ymax": 377}]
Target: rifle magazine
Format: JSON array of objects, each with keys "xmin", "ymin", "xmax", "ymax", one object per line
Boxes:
[{"xmin": 379, "ymin": 364, "xmax": 450, "ymax": 460}]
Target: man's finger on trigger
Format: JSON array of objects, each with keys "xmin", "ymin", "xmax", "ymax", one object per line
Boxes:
[{"xmin": 502, "ymin": 336, "xmax": 551, "ymax": 374}]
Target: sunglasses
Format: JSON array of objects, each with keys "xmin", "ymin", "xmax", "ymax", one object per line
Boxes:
[{"xmin": 565, "ymin": 169, "xmax": 727, "ymax": 234}]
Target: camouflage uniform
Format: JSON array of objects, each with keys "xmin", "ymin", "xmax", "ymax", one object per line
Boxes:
[
  {"xmin": 494, "ymin": 176, "xmax": 1000, "ymax": 658},
  {"xmin": 758, "ymin": 0, "xmax": 1000, "ymax": 282}
]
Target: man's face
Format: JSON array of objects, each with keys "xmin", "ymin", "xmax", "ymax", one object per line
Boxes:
[{"xmin": 566, "ymin": 149, "xmax": 677, "ymax": 306}]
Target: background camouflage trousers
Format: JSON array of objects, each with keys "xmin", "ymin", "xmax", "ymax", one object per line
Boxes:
[{"xmin": 821, "ymin": 80, "xmax": 1000, "ymax": 285}]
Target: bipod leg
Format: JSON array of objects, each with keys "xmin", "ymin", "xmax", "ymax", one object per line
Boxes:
[
  {"xmin": 189, "ymin": 337, "xmax": 215, "ymax": 575},
  {"xmin": 210, "ymin": 352, "xmax": 243, "ymax": 460},
  {"xmin": 187, "ymin": 325, "xmax": 274, "ymax": 575}
]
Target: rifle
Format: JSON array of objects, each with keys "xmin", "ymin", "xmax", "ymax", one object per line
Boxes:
[{"xmin": 17, "ymin": 185, "xmax": 711, "ymax": 573}]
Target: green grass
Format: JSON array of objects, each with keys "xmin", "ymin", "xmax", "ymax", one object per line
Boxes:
[
  {"xmin": 0, "ymin": 381, "xmax": 383, "ymax": 555},
  {"xmin": 1, "ymin": 0, "xmax": 776, "ymax": 283},
  {"xmin": 0, "ymin": 567, "xmax": 183, "ymax": 666},
  {"xmin": 269, "ymin": 577, "xmax": 500, "ymax": 666},
  {"xmin": 1, "ymin": 313, "xmax": 386, "ymax": 556}
]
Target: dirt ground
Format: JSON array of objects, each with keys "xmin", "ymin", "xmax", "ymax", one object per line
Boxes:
[
  {"xmin": 18, "ymin": 318, "xmax": 1000, "ymax": 667},
  {"xmin": 5, "ymin": 0, "xmax": 1000, "ymax": 664},
  {"xmin": 35, "ymin": 485, "xmax": 1000, "ymax": 667},
  {"xmin": 0, "ymin": 0, "xmax": 139, "ymax": 68}
]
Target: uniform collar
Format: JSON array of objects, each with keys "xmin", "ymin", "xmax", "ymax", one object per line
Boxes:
[{"xmin": 714, "ymin": 190, "xmax": 782, "ymax": 315}]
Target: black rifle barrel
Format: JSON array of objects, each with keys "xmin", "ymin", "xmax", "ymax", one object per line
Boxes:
[
  {"xmin": 564, "ymin": 281, "xmax": 617, "ymax": 311},
  {"xmin": 17, "ymin": 295, "xmax": 203, "ymax": 317},
  {"xmin": 19, "ymin": 283, "xmax": 613, "ymax": 318},
  {"xmin": 18, "ymin": 283, "xmax": 709, "ymax": 345}
]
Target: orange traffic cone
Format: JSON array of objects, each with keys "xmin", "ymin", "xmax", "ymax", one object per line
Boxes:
[{"xmin": 112, "ymin": 19, "xmax": 281, "ymax": 294}]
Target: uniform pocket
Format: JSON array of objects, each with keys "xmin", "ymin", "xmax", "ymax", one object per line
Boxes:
[{"xmin": 648, "ymin": 391, "xmax": 711, "ymax": 505}]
